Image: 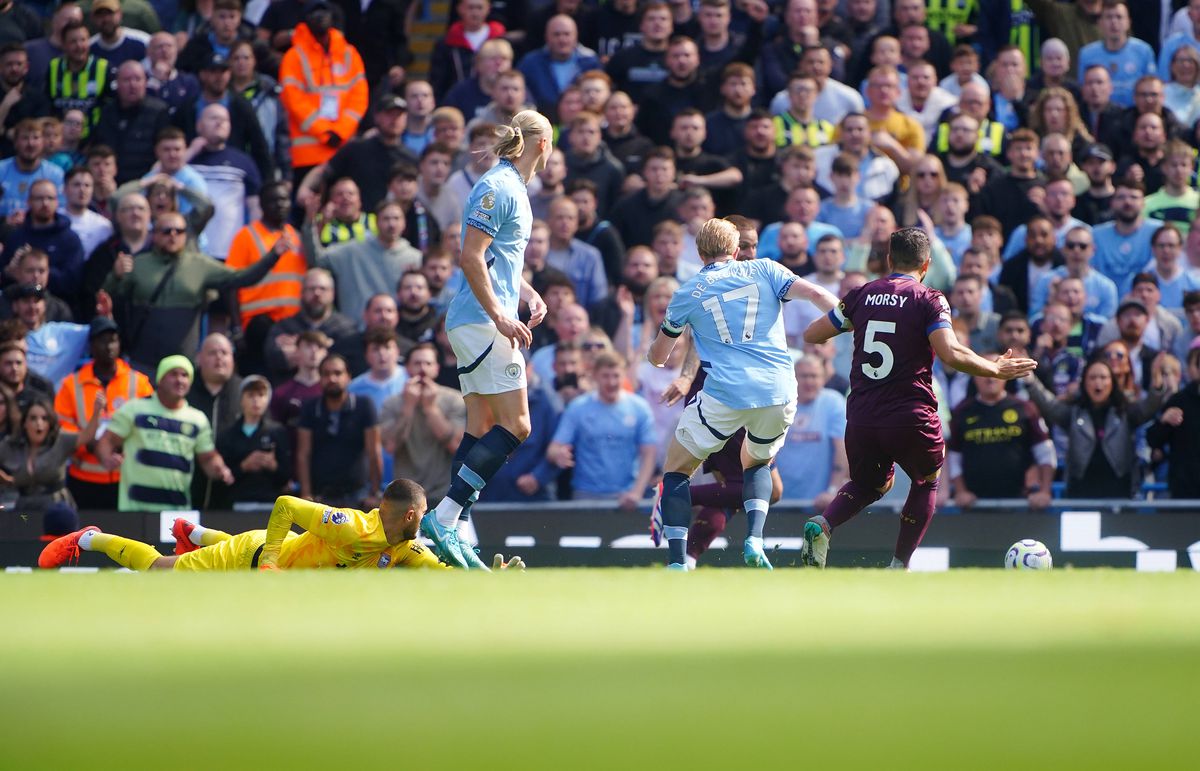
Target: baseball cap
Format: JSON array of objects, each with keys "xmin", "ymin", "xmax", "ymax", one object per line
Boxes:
[
  {"xmin": 41, "ymin": 502, "xmax": 80, "ymax": 542},
  {"xmin": 88, "ymin": 316, "xmax": 119, "ymax": 339},
  {"xmin": 1083, "ymin": 143, "xmax": 1114, "ymax": 163},
  {"xmin": 1117, "ymin": 299, "xmax": 1148, "ymax": 317},
  {"xmin": 201, "ymin": 52, "xmax": 230, "ymax": 70},
  {"xmin": 304, "ymin": 0, "xmax": 333, "ymax": 14},
  {"xmin": 92, "ymin": 0, "xmax": 121, "ymax": 14},
  {"xmin": 376, "ymin": 94, "xmax": 408, "ymax": 113},
  {"xmin": 5, "ymin": 283, "xmax": 45, "ymax": 301}
]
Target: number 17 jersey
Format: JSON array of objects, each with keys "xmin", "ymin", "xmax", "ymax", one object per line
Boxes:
[
  {"xmin": 663, "ymin": 259, "xmax": 797, "ymax": 410},
  {"xmin": 829, "ymin": 273, "xmax": 952, "ymax": 428}
]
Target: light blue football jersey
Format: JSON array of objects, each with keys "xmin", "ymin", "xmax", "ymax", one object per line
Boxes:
[
  {"xmin": 663, "ymin": 259, "xmax": 798, "ymax": 409},
  {"xmin": 446, "ymin": 158, "xmax": 532, "ymax": 331}
]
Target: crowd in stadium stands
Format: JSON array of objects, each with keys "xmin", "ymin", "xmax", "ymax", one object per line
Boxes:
[{"xmin": 0, "ymin": 0, "xmax": 1199, "ymax": 517}]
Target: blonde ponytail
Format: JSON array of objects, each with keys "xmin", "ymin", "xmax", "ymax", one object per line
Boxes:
[{"xmin": 492, "ymin": 110, "xmax": 551, "ymax": 161}]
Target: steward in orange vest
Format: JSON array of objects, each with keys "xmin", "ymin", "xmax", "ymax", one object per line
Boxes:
[
  {"xmin": 54, "ymin": 317, "xmax": 153, "ymax": 510},
  {"xmin": 278, "ymin": 2, "xmax": 368, "ymax": 171},
  {"xmin": 226, "ymin": 183, "xmax": 305, "ymax": 326}
]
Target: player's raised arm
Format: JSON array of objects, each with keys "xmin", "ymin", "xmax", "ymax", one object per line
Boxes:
[{"xmin": 929, "ymin": 328, "xmax": 1037, "ymax": 380}]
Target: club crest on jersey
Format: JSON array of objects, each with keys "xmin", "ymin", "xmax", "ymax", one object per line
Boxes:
[
  {"xmin": 377, "ymin": 553, "xmax": 392, "ymax": 569},
  {"xmin": 1002, "ymin": 409, "xmax": 1019, "ymax": 424},
  {"xmin": 481, "ymin": 191, "xmax": 496, "ymax": 210}
]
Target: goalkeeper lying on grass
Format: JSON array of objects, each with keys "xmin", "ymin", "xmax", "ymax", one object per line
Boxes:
[{"xmin": 39, "ymin": 479, "xmax": 524, "ymax": 572}]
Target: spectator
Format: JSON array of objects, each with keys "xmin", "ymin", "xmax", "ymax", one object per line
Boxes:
[
  {"xmin": 296, "ymin": 352, "xmax": 382, "ymax": 508},
  {"xmin": 144, "ymin": 32, "xmax": 200, "ymax": 118},
  {"xmin": 227, "ymin": 39, "xmax": 289, "ymax": 179},
  {"xmin": 395, "ymin": 78, "xmax": 435, "ymax": 159},
  {"xmin": 529, "ymin": 147, "xmax": 566, "ymax": 221},
  {"xmin": 566, "ymin": 179, "xmax": 625, "ymax": 286},
  {"xmin": 530, "ymin": 301, "xmax": 590, "ymax": 385},
  {"xmin": 949, "ymin": 355, "xmax": 1056, "ymax": 508},
  {"xmin": 1147, "ymin": 343, "xmax": 1200, "ymax": 497},
  {"xmin": 629, "ymin": 276, "xmax": 683, "ymax": 461},
  {"xmin": 545, "ymin": 197, "xmax": 608, "ymax": 308},
  {"xmin": 103, "ymin": 211, "xmax": 284, "ymax": 371},
  {"xmin": 1076, "ymin": 1, "xmax": 1156, "ymax": 108},
  {"xmin": 1143, "ymin": 139, "xmax": 1199, "ymax": 233},
  {"xmin": 85, "ymin": 145, "xmax": 119, "ymax": 219},
  {"xmin": 605, "ymin": 1, "xmax": 672, "ymax": 104},
  {"xmin": 1074, "ymin": 142, "xmax": 1118, "ymax": 225},
  {"xmin": 759, "ymin": 186, "xmax": 842, "ymax": 261},
  {"xmin": 899, "ymin": 60, "xmax": 957, "ymax": 138},
  {"xmin": 1026, "ymin": 354, "xmax": 1166, "ymax": 498},
  {"xmin": 190, "ymin": 103, "xmax": 263, "ymax": 261},
  {"xmin": 96, "ymin": 354, "xmax": 234, "ymax": 512},
  {"xmin": 24, "ymin": 3, "xmax": 84, "ymax": 83},
  {"xmin": 0, "ymin": 119, "xmax": 65, "ymax": 217},
  {"xmin": 1030, "ymin": 226, "xmax": 1119, "ymax": 319},
  {"xmin": 893, "ymin": 153, "xmax": 946, "ymax": 229},
  {"xmin": 773, "ymin": 356, "xmax": 848, "ymax": 508},
  {"xmin": 0, "ymin": 247, "xmax": 73, "ymax": 323},
  {"xmin": 225, "ymin": 181, "xmax": 303, "ymax": 372},
  {"xmin": 47, "ymin": 21, "xmax": 112, "ymax": 140},
  {"xmin": 519, "ymin": 15, "xmax": 600, "ymax": 115},
  {"xmin": 1176, "ymin": 291, "xmax": 1200, "ymax": 361},
  {"xmin": 1023, "ymin": 0, "xmax": 1101, "ymax": 67},
  {"xmin": 814, "ymin": 112, "xmax": 899, "ymax": 202},
  {"xmin": 999, "ymin": 215, "xmax": 1065, "ymax": 313},
  {"xmin": 421, "ymin": 247, "xmax": 457, "ymax": 312},
  {"xmin": 934, "ymin": 112, "xmax": 1004, "ymax": 196},
  {"xmin": 387, "ymin": 162, "xmax": 441, "ymax": 252},
  {"xmin": 264, "ymin": 268, "xmax": 358, "ymax": 381},
  {"xmin": 89, "ymin": 0, "xmax": 150, "ymax": 67},
  {"xmin": 3, "ymin": 180, "xmax": 83, "ymax": 304},
  {"xmin": 379, "ymin": 341, "xmax": 465, "ymax": 501},
  {"xmin": 444, "ymin": 38, "xmax": 514, "ymax": 123},
  {"xmin": 601, "ymin": 91, "xmax": 654, "ymax": 181},
  {"xmin": 609, "ymin": 147, "xmax": 681, "ymax": 249},
  {"xmin": 950, "ymin": 274, "xmax": 1000, "ymax": 353},
  {"xmin": 215, "ymin": 374, "xmax": 292, "ymax": 506},
  {"xmin": 395, "ymin": 270, "xmax": 439, "ymax": 351},
  {"xmin": 1092, "ymin": 178, "xmax": 1162, "ymax": 295},
  {"xmin": 186, "ymin": 331, "xmax": 240, "ymax": 509},
  {"xmin": 431, "ymin": 0, "xmax": 506, "ymax": 99},
  {"xmin": 0, "ymin": 392, "xmax": 103, "ymax": 512},
  {"xmin": 446, "ymin": 121, "xmax": 499, "ymax": 206},
  {"xmin": 0, "ymin": 44, "xmax": 51, "ymax": 151},
  {"xmin": 175, "ymin": 52, "xmax": 274, "ymax": 178},
  {"xmin": 1031, "ymin": 301, "xmax": 1087, "ymax": 396},
  {"xmin": 470, "ymin": 69, "xmax": 534, "ymax": 134},
  {"xmin": 349, "ymin": 325, "xmax": 408, "ymax": 412},
  {"xmin": 0, "ymin": 341, "xmax": 53, "ymax": 412},
  {"xmin": 8, "ymin": 282, "xmax": 89, "ymax": 386},
  {"xmin": 863, "ymin": 65, "xmax": 925, "ymax": 175},
  {"xmin": 1099, "ymin": 275, "xmax": 1184, "ymax": 357},
  {"xmin": 416, "ymin": 143, "xmax": 461, "ymax": 232},
  {"xmin": 702, "ymin": 62, "xmax": 756, "ymax": 158},
  {"xmin": 774, "ymin": 72, "xmax": 834, "ymax": 151},
  {"xmin": 546, "ymin": 351, "xmax": 657, "ymax": 507},
  {"xmin": 308, "ymin": 199, "xmax": 421, "ymax": 323},
  {"xmin": 1004, "ymin": 176, "xmax": 1089, "ymax": 260},
  {"xmin": 279, "ymin": 0, "xmax": 367, "ymax": 180},
  {"xmin": 62, "ymin": 167, "xmax": 113, "ymax": 260},
  {"xmin": 564, "ymin": 111, "xmax": 624, "ymax": 217},
  {"xmin": 1146, "ymin": 225, "xmax": 1200, "ymax": 310},
  {"xmin": 83, "ymin": 192, "xmax": 150, "ymax": 309},
  {"xmin": 269, "ymin": 327, "xmax": 328, "ymax": 432},
  {"xmin": 308, "ymin": 177, "xmax": 374, "ymax": 249},
  {"xmin": 91, "ymin": 60, "xmax": 170, "ymax": 183},
  {"xmin": 317, "ymin": 93, "xmax": 418, "ymax": 211},
  {"xmin": 53, "ymin": 316, "xmax": 152, "ymax": 510},
  {"xmin": 177, "ymin": 0, "xmax": 250, "ymax": 73},
  {"xmin": 973, "ymin": 128, "xmax": 1045, "ymax": 237},
  {"xmin": 1163, "ymin": 44, "xmax": 1200, "ymax": 126},
  {"xmin": 932, "ymin": 183, "xmax": 972, "ymax": 266},
  {"xmin": 729, "ymin": 109, "xmax": 778, "ymax": 202},
  {"xmin": 1116, "ymin": 112, "xmax": 1168, "ymax": 194}
]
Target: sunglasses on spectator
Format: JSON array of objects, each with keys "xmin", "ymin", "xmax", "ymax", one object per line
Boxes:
[
  {"xmin": 582, "ymin": 342, "xmax": 606, "ymax": 351},
  {"xmin": 916, "ymin": 171, "xmax": 939, "ymax": 178},
  {"xmin": 159, "ymin": 227, "xmax": 187, "ymax": 235},
  {"xmin": 1064, "ymin": 241, "xmax": 1091, "ymax": 250},
  {"xmin": 1105, "ymin": 350, "xmax": 1127, "ymax": 360}
]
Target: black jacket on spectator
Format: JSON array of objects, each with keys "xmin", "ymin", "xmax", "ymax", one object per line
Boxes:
[
  {"xmin": 1116, "ymin": 152, "xmax": 1166, "ymax": 195},
  {"xmin": 565, "ymin": 148, "xmax": 625, "ymax": 217},
  {"xmin": 324, "ymin": 136, "xmax": 418, "ymax": 210},
  {"xmin": 594, "ymin": 5, "xmax": 640, "ymax": 60},
  {"xmin": 603, "ymin": 128, "xmax": 653, "ymax": 177},
  {"xmin": 604, "ymin": 44, "xmax": 667, "ymax": 104},
  {"xmin": 1074, "ymin": 189, "xmax": 1115, "ymax": 225},
  {"xmin": 335, "ymin": 0, "xmax": 412, "ymax": 90},
  {"xmin": 264, "ymin": 312, "xmax": 361, "ymax": 381},
  {"xmin": 174, "ymin": 93, "xmax": 274, "ymax": 180},
  {"xmin": 972, "ymin": 171, "xmax": 1046, "ymax": 237},
  {"xmin": 997, "ymin": 249, "xmax": 1065, "ymax": 314},
  {"xmin": 0, "ymin": 291, "xmax": 73, "ymax": 323},
  {"xmin": 577, "ymin": 219, "xmax": 626, "ymax": 287},
  {"xmin": 395, "ymin": 307, "xmax": 439, "ymax": 350},
  {"xmin": 941, "ymin": 153, "xmax": 1004, "ymax": 192},
  {"xmin": 176, "ymin": 27, "xmax": 256, "ymax": 75},
  {"xmin": 1083, "ymin": 102, "xmax": 1126, "ymax": 151},
  {"xmin": 2, "ymin": 214, "xmax": 85, "ymax": 306},
  {"xmin": 91, "ymin": 96, "xmax": 172, "ymax": 184},
  {"xmin": 636, "ymin": 75, "xmax": 719, "ymax": 146},
  {"xmin": 677, "ymin": 151, "xmax": 736, "ymax": 214},
  {"xmin": 1147, "ymin": 380, "xmax": 1200, "ymax": 499},
  {"xmin": 0, "ymin": 81, "xmax": 52, "ymax": 156},
  {"xmin": 608, "ymin": 188, "xmax": 683, "ymax": 248},
  {"xmin": 216, "ymin": 417, "xmax": 293, "ymax": 505}
]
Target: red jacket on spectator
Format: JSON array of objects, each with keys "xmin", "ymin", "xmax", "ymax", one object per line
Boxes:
[{"xmin": 430, "ymin": 19, "xmax": 506, "ymax": 99}]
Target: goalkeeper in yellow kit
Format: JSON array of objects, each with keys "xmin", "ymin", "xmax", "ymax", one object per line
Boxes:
[{"xmin": 39, "ymin": 479, "xmax": 523, "ymax": 571}]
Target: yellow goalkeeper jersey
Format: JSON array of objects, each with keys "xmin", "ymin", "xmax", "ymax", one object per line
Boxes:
[{"xmin": 261, "ymin": 495, "xmax": 445, "ymax": 570}]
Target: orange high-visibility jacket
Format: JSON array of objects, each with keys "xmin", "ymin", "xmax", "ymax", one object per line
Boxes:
[
  {"xmin": 55, "ymin": 359, "xmax": 154, "ymax": 485},
  {"xmin": 226, "ymin": 221, "xmax": 305, "ymax": 324},
  {"xmin": 279, "ymin": 23, "xmax": 368, "ymax": 168}
]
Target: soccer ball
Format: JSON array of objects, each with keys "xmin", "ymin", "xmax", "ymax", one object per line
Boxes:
[{"xmin": 1005, "ymin": 539, "xmax": 1053, "ymax": 570}]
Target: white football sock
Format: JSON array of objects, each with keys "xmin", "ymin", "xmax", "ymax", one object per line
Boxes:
[
  {"xmin": 77, "ymin": 529, "xmax": 97, "ymax": 551},
  {"xmin": 434, "ymin": 497, "xmax": 464, "ymax": 528},
  {"xmin": 188, "ymin": 524, "xmax": 208, "ymax": 546}
]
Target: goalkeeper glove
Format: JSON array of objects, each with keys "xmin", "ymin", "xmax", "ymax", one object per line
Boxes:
[{"xmin": 491, "ymin": 553, "xmax": 526, "ymax": 571}]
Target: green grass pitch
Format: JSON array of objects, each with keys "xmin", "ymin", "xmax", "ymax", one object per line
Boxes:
[{"xmin": 1, "ymin": 569, "xmax": 1196, "ymax": 770}]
